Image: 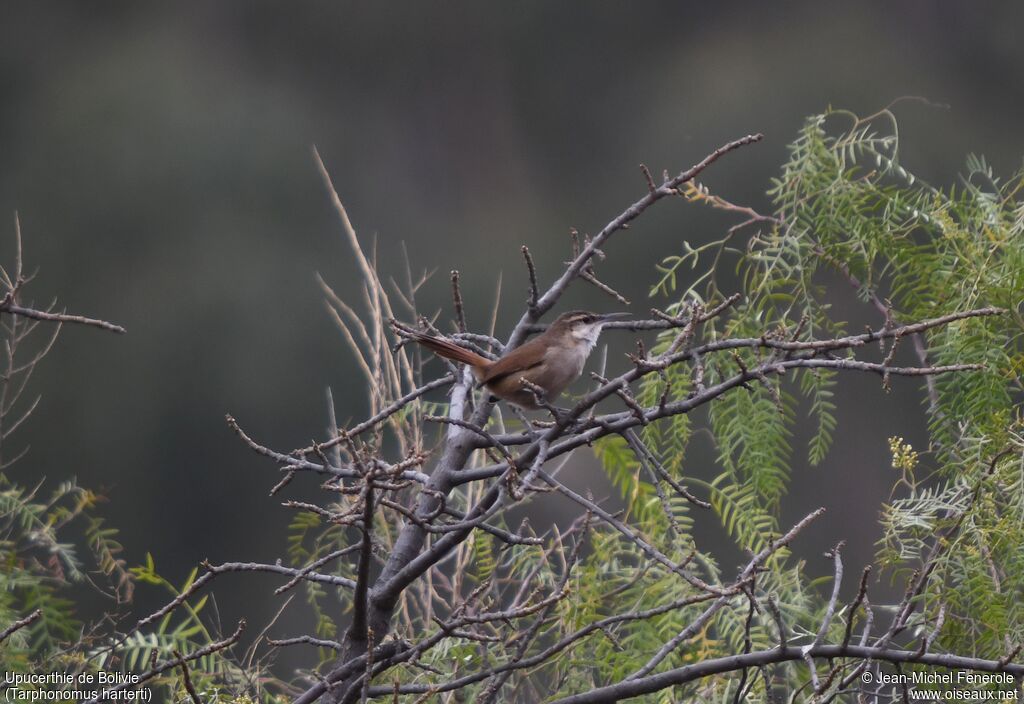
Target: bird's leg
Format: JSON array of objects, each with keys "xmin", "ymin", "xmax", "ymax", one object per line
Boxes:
[
  {"xmin": 518, "ymin": 380, "xmax": 587, "ymax": 432},
  {"xmin": 523, "ymin": 408, "xmax": 589, "ymax": 434},
  {"xmin": 518, "ymin": 380, "xmax": 561, "ymax": 418},
  {"xmin": 553, "ymin": 408, "xmax": 591, "ymax": 434}
]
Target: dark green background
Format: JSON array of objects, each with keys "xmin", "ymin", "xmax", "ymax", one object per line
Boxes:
[{"xmin": 2, "ymin": 1, "xmax": 1022, "ymax": 669}]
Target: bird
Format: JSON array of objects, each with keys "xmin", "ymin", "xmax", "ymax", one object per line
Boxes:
[{"xmin": 406, "ymin": 311, "xmax": 629, "ymax": 409}]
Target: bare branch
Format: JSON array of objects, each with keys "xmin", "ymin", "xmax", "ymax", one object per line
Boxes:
[
  {"xmin": 509, "ymin": 133, "xmax": 762, "ymax": 347},
  {"xmin": 805, "ymin": 541, "xmax": 845, "ymax": 691},
  {"xmin": 450, "ymin": 269, "xmax": 467, "ymax": 333},
  {"xmin": 268, "ymin": 635, "xmax": 343, "ymax": 651},
  {"xmin": 203, "ymin": 559, "xmax": 356, "ymax": 589},
  {"xmin": 842, "ymin": 566, "xmax": 871, "ymax": 650},
  {"xmin": 0, "ymin": 302, "xmax": 126, "ymax": 333},
  {"xmin": 240, "ymin": 135, "xmax": 1009, "ymax": 704},
  {"xmin": 0, "ymin": 609, "xmax": 41, "ymax": 643},
  {"xmin": 521, "ymin": 245, "xmax": 539, "ymax": 310},
  {"xmin": 545, "ymin": 644, "xmax": 1024, "ymax": 704},
  {"xmin": 626, "ymin": 508, "xmax": 826, "ymax": 680},
  {"xmin": 173, "ymin": 650, "xmax": 203, "ymax": 704},
  {"xmin": 350, "ymin": 478, "xmax": 376, "ymax": 644}
]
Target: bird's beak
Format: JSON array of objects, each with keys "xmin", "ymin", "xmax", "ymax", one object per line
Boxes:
[{"xmin": 597, "ymin": 312, "xmax": 631, "ymax": 324}]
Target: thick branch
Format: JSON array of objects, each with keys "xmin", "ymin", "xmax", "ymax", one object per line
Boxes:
[{"xmin": 544, "ymin": 644, "xmax": 1024, "ymax": 704}]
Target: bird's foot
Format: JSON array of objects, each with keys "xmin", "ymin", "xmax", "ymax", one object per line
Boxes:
[{"xmin": 531, "ymin": 407, "xmax": 586, "ymax": 433}]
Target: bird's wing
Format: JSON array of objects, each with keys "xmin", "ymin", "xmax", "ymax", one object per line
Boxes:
[{"xmin": 479, "ymin": 338, "xmax": 545, "ymax": 386}]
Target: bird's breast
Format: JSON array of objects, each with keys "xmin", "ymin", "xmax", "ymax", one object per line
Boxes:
[{"xmin": 535, "ymin": 343, "xmax": 588, "ymax": 396}]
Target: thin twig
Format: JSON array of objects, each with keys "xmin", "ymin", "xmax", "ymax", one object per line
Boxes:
[
  {"xmin": 450, "ymin": 270, "xmax": 467, "ymax": 333},
  {"xmin": 173, "ymin": 650, "xmax": 203, "ymax": 704},
  {"xmin": 521, "ymin": 245, "xmax": 539, "ymax": 311},
  {"xmin": 0, "ymin": 302, "xmax": 126, "ymax": 333},
  {"xmin": 0, "ymin": 609, "xmax": 41, "ymax": 642}
]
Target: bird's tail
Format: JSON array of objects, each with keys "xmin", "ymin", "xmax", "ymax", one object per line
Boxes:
[{"xmin": 407, "ymin": 331, "xmax": 491, "ymax": 371}]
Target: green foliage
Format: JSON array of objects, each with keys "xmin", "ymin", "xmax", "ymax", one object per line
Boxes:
[
  {"xmin": 286, "ymin": 508, "xmax": 351, "ymax": 662},
  {"xmin": 10, "ymin": 107, "xmax": 1023, "ymax": 703},
  {"xmin": 610, "ymin": 110, "xmax": 1019, "ymax": 699},
  {"xmin": 757, "ymin": 108, "xmax": 1024, "ymax": 660},
  {"xmin": 0, "ymin": 475, "xmax": 101, "ymax": 660},
  {"xmin": 200, "ymin": 109, "xmax": 1024, "ymax": 700},
  {"xmin": 0, "ymin": 301, "xmax": 270, "ymax": 701},
  {"xmin": 375, "ymin": 107, "xmax": 1024, "ymax": 701}
]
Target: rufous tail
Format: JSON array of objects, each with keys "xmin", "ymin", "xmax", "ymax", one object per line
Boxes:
[{"xmin": 408, "ymin": 332, "xmax": 490, "ymax": 372}]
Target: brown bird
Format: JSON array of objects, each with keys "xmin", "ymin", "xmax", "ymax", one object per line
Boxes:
[{"xmin": 407, "ymin": 311, "xmax": 629, "ymax": 409}]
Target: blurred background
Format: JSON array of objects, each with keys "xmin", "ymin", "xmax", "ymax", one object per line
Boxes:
[{"xmin": 2, "ymin": 0, "xmax": 1023, "ymax": 672}]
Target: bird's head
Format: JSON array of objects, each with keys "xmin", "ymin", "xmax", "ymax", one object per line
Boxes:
[{"xmin": 551, "ymin": 311, "xmax": 630, "ymax": 351}]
